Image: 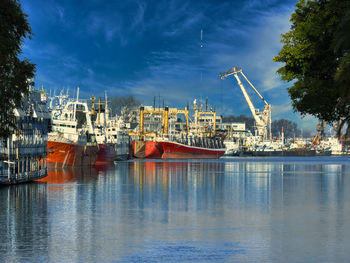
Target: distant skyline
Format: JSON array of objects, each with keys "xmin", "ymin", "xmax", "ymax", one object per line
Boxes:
[{"xmin": 20, "ymin": 0, "xmax": 320, "ymax": 133}]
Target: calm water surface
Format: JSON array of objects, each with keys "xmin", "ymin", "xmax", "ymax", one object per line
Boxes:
[{"xmin": 1, "ymin": 156, "xmax": 350, "ymax": 262}]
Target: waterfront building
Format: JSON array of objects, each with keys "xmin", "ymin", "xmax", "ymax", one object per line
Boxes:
[{"xmin": 0, "ymin": 88, "xmax": 51, "ymax": 184}]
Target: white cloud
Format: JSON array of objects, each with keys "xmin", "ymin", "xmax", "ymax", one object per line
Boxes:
[
  {"xmin": 163, "ymin": 12, "xmax": 203, "ymax": 37},
  {"xmin": 242, "ymin": 0, "xmax": 282, "ymax": 10},
  {"xmin": 56, "ymin": 5, "xmax": 65, "ymax": 23},
  {"xmin": 271, "ymin": 102, "xmax": 292, "ymax": 117},
  {"xmin": 130, "ymin": 1, "xmax": 146, "ymax": 31}
]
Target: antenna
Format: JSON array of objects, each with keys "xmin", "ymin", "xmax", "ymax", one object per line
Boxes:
[
  {"xmin": 200, "ymin": 29, "xmax": 203, "ymax": 48},
  {"xmin": 200, "ymin": 29, "xmax": 203, "ymax": 82},
  {"xmin": 76, "ymin": 87, "xmax": 80, "ymax": 102},
  {"xmin": 158, "ymin": 93, "xmax": 161, "ymax": 110}
]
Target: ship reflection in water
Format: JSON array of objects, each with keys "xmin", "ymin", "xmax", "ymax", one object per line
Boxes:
[{"xmin": 0, "ymin": 157, "xmax": 350, "ymax": 262}]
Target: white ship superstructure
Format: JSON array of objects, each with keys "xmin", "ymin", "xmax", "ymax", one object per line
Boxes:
[
  {"xmin": 47, "ymin": 89, "xmax": 98, "ymax": 167},
  {"xmin": 106, "ymin": 115, "xmax": 130, "ymax": 160}
]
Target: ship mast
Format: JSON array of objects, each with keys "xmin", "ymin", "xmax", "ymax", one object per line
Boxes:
[
  {"xmin": 73, "ymin": 87, "xmax": 79, "ymax": 121},
  {"xmin": 104, "ymin": 91, "xmax": 109, "ymax": 123},
  {"xmin": 95, "ymin": 97, "xmax": 104, "ymax": 126}
]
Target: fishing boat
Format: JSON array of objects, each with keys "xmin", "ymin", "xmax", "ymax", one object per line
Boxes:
[
  {"xmin": 129, "ymin": 106, "xmax": 168, "ymax": 159},
  {"xmin": 158, "ymin": 100, "xmax": 225, "ymax": 159},
  {"xmin": 92, "ymin": 94, "xmax": 130, "ymax": 162},
  {"xmin": 158, "ymin": 136, "xmax": 225, "ymax": 159},
  {"xmin": 91, "ymin": 128, "xmax": 115, "ymax": 166},
  {"xmin": 47, "ymin": 89, "xmax": 98, "ymax": 167},
  {"xmin": 104, "ymin": 100, "xmax": 130, "ymax": 161},
  {"xmin": 91, "ymin": 96, "xmax": 116, "ymax": 165},
  {"xmin": 131, "ymin": 101, "xmax": 226, "ymax": 159},
  {"xmin": 132, "ymin": 140, "xmax": 163, "ymax": 158}
]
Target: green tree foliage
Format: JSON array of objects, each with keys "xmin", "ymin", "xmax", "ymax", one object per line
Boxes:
[
  {"xmin": 273, "ymin": 0, "xmax": 350, "ymax": 141},
  {"xmin": 109, "ymin": 95, "xmax": 141, "ymax": 115},
  {"xmin": 271, "ymin": 119, "xmax": 301, "ymax": 138},
  {"xmin": 0, "ymin": 0, "xmax": 35, "ymax": 138},
  {"xmin": 334, "ymin": 10, "xmax": 350, "ymax": 139}
]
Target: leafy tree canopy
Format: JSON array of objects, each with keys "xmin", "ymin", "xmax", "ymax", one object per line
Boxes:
[
  {"xmin": 109, "ymin": 95, "xmax": 141, "ymax": 115},
  {"xmin": 271, "ymin": 118, "xmax": 304, "ymax": 138},
  {"xmin": 273, "ymin": 0, "xmax": 350, "ymax": 140},
  {"xmin": 0, "ymin": 0, "xmax": 35, "ymax": 138}
]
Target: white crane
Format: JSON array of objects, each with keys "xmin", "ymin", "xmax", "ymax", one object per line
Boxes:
[{"xmin": 219, "ymin": 67, "xmax": 271, "ymax": 140}]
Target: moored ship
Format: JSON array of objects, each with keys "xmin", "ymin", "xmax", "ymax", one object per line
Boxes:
[
  {"xmin": 159, "ymin": 137, "xmax": 225, "ymax": 159},
  {"xmin": 130, "ymin": 101, "xmax": 226, "ymax": 159},
  {"xmin": 92, "ymin": 94, "xmax": 130, "ymax": 162},
  {"xmin": 47, "ymin": 90, "xmax": 98, "ymax": 167},
  {"xmin": 95, "ymin": 142, "xmax": 116, "ymax": 165},
  {"xmin": 129, "ymin": 106, "xmax": 168, "ymax": 159},
  {"xmin": 132, "ymin": 140, "xmax": 163, "ymax": 158},
  {"xmin": 47, "ymin": 133, "xmax": 98, "ymax": 166},
  {"xmin": 158, "ymin": 100, "xmax": 225, "ymax": 159},
  {"xmin": 92, "ymin": 96, "xmax": 116, "ymax": 165}
]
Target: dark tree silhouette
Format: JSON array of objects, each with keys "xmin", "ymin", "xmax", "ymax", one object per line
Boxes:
[{"xmin": 0, "ymin": 0, "xmax": 35, "ymax": 138}]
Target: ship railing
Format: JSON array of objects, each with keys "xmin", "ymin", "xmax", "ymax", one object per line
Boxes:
[
  {"xmin": 0, "ymin": 145, "xmax": 47, "ymax": 157},
  {"xmin": 0, "ymin": 167, "xmax": 47, "ymax": 183},
  {"xmin": 0, "ymin": 146, "xmax": 7, "ymax": 156}
]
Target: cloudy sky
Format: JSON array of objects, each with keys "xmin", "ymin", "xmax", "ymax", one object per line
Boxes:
[{"xmin": 20, "ymin": 0, "xmax": 318, "ymax": 132}]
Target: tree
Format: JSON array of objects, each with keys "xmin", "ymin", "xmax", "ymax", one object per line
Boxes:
[
  {"xmin": 109, "ymin": 95, "xmax": 141, "ymax": 115},
  {"xmin": 273, "ymin": 0, "xmax": 350, "ymax": 141},
  {"xmin": 0, "ymin": 0, "xmax": 35, "ymax": 138},
  {"xmin": 334, "ymin": 10, "xmax": 350, "ymax": 140},
  {"xmin": 271, "ymin": 119, "xmax": 301, "ymax": 138}
]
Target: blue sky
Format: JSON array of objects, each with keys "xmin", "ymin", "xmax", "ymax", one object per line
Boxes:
[{"xmin": 20, "ymin": 0, "xmax": 318, "ymax": 132}]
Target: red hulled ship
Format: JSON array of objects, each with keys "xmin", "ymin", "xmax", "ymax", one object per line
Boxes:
[
  {"xmin": 95, "ymin": 143, "xmax": 116, "ymax": 165},
  {"xmin": 47, "ymin": 89, "xmax": 99, "ymax": 167},
  {"xmin": 159, "ymin": 138, "xmax": 225, "ymax": 159},
  {"xmin": 130, "ymin": 102, "xmax": 226, "ymax": 159},
  {"xmin": 47, "ymin": 135, "xmax": 98, "ymax": 166},
  {"xmin": 93, "ymin": 95, "xmax": 130, "ymax": 164},
  {"xmin": 132, "ymin": 140, "xmax": 163, "ymax": 158}
]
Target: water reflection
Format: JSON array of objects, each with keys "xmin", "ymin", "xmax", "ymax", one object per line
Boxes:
[
  {"xmin": 0, "ymin": 183, "xmax": 48, "ymax": 262},
  {"xmin": 0, "ymin": 158, "xmax": 349, "ymax": 262}
]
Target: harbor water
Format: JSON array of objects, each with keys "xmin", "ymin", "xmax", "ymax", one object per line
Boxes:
[{"xmin": 0, "ymin": 156, "xmax": 350, "ymax": 262}]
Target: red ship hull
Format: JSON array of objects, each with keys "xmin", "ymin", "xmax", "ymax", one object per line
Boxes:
[
  {"xmin": 159, "ymin": 141, "xmax": 225, "ymax": 159},
  {"xmin": 47, "ymin": 140, "xmax": 98, "ymax": 167},
  {"xmin": 132, "ymin": 140, "xmax": 163, "ymax": 158},
  {"xmin": 95, "ymin": 143, "xmax": 116, "ymax": 165},
  {"xmin": 145, "ymin": 141, "xmax": 163, "ymax": 158}
]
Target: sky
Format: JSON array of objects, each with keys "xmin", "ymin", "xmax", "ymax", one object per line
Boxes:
[{"xmin": 20, "ymin": 0, "xmax": 319, "ymax": 133}]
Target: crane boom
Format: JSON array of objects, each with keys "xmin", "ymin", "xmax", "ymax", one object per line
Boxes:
[
  {"xmin": 240, "ymin": 71, "xmax": 268, "ymax": 105},
  {"xmin": 219, "ymin": 67, "xmax": 271, "ymax": 139}
]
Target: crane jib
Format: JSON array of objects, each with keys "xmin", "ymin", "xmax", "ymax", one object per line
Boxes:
[{"xmin": 219, "ymin": 66, "xmax": 272, "ymax": 140}]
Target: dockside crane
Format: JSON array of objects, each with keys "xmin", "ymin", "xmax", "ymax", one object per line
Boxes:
[{"xmin": 219, "ymin": 67, "xmax": 272, "ymax": 140}]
